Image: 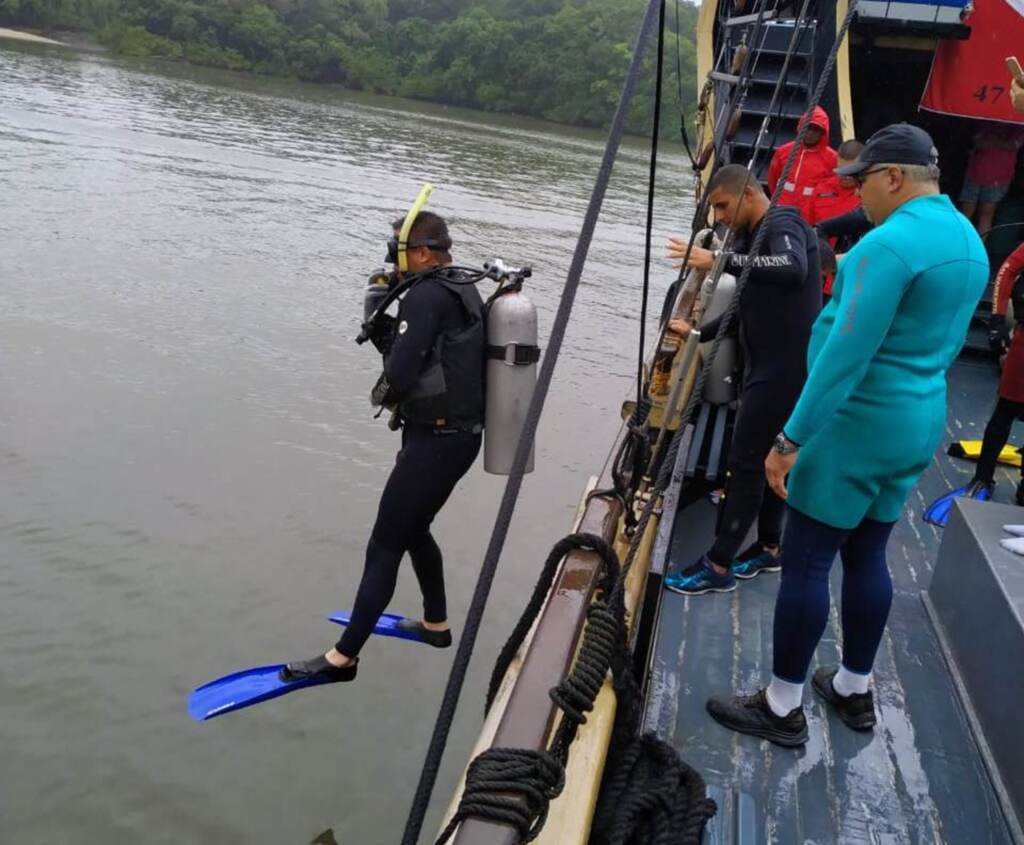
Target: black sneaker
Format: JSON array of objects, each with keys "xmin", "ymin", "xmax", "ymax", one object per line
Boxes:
[
  {"xmin": 1016, "ymin": 478, "xmax": 1024, "ymax": 507},
  {"xmin": 279, "ymin": 655, "xmax": 358, "ymax": 684},
  {"xmin": 706, "ymin": 688, "xmax": 808, "ymax": 747},
  {"xmin": 396, "ymin": 618, "xmax": 452, "ymax": 648},
  {"xmin": 812, "ymin": 667, "xmax": 876, "ymax": 731}
]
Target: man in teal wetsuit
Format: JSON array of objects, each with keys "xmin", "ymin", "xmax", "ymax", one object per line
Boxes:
[{"xmin": 705, "ymin": 124, "xmax": 989, "ymax": 746}]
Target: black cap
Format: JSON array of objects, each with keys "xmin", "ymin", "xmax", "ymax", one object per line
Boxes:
[{"xmin": 835, "ymin": 123, "xmax": 939, "ymax": 175}]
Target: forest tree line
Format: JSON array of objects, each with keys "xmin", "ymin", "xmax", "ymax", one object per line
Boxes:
[{"xmin": 1, "ymin": 0, "xmax": 700, "ymax": 134}]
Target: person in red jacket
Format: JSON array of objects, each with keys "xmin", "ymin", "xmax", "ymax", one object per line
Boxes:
[
  {"xmin": 967, "ymin": 240, "xmax": 1024, "ymax": 504},
  {"xmin": 808, "ymin": 140, "xmax": 864, "ymax": 229},
  {"xmin": 808, "ymin": 139, "xmax": 864, "ymax": 297},
  {"xmin": 767, "ymin": 105, "xmax": 837, "ymax": 222}
]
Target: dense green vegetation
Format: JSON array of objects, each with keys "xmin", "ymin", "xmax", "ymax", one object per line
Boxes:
[{"xmin": 1, "ymin": 0, "xmax": 699, "ymax": 133}]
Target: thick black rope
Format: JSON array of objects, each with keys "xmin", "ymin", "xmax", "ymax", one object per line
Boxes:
[
  {"xmin": 398, "ymin": 1, "xmax": 667, "ymax": 841},
  {"xmin": 485, "ymin": 533, "xmax": 618, "ymax": 714},
  {"xmin": 440, "ymin": 534, "xmax": 622, "ymax": 844},
  {"xmin": 592, "ymin": 734, "xmax": 717, "ymax": 845},
  {"xmin": 637, "ymin": 0, "xmax": 667, "ymax": 409},
  {"xmin": 435, "ymin": 748, "xmax": 565, "ymax": 845}
]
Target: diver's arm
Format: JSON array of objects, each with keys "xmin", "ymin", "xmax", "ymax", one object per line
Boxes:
[
  {"xmin": 722, "ymin": 214, "xmax": 808, "ymax": 287},
  {"xmin": 696, "ymin": 311, "xmax": 738, "ymax": 339},
  {"xmin": 816, "ymin": 207, "xmax": 871, "ymax": 240}
]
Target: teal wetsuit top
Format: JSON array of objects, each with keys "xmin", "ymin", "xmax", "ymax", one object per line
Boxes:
[{"xmin": 784, "ymin": 193, "xmax": 989, "ymax": 529}]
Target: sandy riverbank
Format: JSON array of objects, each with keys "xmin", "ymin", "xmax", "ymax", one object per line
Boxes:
[{"xmin": 0, "ymin": 27, "xmax": 67, "ymax": 46}]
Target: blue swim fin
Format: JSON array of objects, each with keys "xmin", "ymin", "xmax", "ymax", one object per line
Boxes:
[
  {"xmin": 188, "ymin": 664, "xmax": 338, "ymax": 721},
  {"xmin": 327, "ymin": 610, "xmax": 428, "ymax": 643},
  {"xmin": 923, "ymin": 481, "xmax": 993, "ymax": 528}
]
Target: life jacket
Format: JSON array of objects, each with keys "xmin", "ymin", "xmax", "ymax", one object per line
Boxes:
[
  {"xmin": 767, "ymin": 105, "xmax": 837, "ymax": 223},
  {"xmin": 397, "ymin": 270, "xmax": 486, "ymax": 431}
]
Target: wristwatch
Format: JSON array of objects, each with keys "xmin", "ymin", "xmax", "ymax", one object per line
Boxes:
[{"xmin": 772, "ymin": 432, "xmax": 800, "ymax": 455}]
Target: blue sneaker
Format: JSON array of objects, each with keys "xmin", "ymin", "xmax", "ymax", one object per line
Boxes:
[
  {"xmin": 731, "ymin": 548, "xmax": 782, "ymax": 580},
  {"xmin": 664, "ymin": 557, "xmax": 736, "ymax": 595}
]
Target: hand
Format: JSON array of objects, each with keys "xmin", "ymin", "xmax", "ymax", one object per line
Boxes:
[
  {"xmin": 988, "ymin": 313, "xmax": 1011, "ymax": 354},
  {"xmin": 667, "ymin": 238, "xmax": 714, "ymax": 271},
  {"xmin": 370, "ymin": 372, "xmax": 391, "ymax": 407},
  {"xmin": 765, "ymin": 448, "xmax": 798, "ymax": 500},
  {"xmin": 668, "ymin": 319, "xmax": 693, "ymax": 338},
  {"xmin": 368, "ymin": 314, "xmax": 397, "ymax": 355}
]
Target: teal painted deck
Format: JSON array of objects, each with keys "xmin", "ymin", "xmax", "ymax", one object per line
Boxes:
[{"xmin": 643, "ymin": 357, "xmax": 1019, "ymax": 844}]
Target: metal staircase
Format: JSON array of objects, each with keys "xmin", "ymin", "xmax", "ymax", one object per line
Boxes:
[{"xmin": 713, "ymin": 12, "xmax": 817, "ymax": 183}]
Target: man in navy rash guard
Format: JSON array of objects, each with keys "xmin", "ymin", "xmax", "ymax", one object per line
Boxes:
[{"xmin": 664, "ymin": 164, "xmax": 822, "ymax": 595}]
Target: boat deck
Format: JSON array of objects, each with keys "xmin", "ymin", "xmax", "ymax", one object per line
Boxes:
[{"xmin": 643, "ymin": 357, "xmax": 1020, "ymax": 844}]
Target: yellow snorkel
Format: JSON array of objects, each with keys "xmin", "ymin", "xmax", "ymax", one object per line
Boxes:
[{"xmin": 396, "ymin": 183, "xmax": 434, "ymax": 273}]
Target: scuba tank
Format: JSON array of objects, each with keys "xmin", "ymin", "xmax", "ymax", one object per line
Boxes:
[
  {"xmin": 482, "ymin": 259, "xmax": 540, "ymax": 475},
  {"xmin": 364, "ymin": 268, "xmax": 396, "ymax": 321},
  {"xmin": 662, "ymin": 229, "xmax": 739, "ymax": 407},
  {"xmin": 698, "ymin": 268, "xmax": 740, "ymax": 405}
]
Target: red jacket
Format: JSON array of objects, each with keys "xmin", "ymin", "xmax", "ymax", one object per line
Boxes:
[
  {"xmin": 995, "ymin": 242, "xmax": 1024, "ymax": 402},
  {"xmin": 807, "ymin": 174, "xmax": 861, "ymax": 227},
  {"xmin": 994, "ymin": 241, "xmax": 1024, "ymax": 318},
  {"xmin": 767, "ymin": 106, "xmax": 837, "ymax": 223}
]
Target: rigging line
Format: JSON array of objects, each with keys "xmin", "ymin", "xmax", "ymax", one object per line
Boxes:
[
  {"xmin": 619, "ymin": 0, "xmax": 861, "ymax": 601},
  {"xmin": 398, "ymin": 1, "xmax": 667, "ymax": 842},
  {"xmin": 638, "ymin": 0, "xmax": 667, "ymax": 410},
  {"xmin": 764, "ymin": 19, "xmax": 816, "ymax": 154},
  {"xmin": 673, "ymin": 0, "xmax": 699, "ymax": 166}
]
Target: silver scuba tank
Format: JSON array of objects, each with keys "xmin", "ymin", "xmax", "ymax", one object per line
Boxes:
[
  {"xmin": 483, "ymin": 261, "xmax": 539, "ymax": 475},
  {"xmin": 698, "ymin": 269, "xmax": 740, "ymax": 406},
  {"xmin": 363, "ymin": 267, "xmax": 394, "ymax": 321}
]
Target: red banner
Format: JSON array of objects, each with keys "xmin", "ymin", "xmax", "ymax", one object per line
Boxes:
[{"xmin": 921, "ymin": 0, "xmax": 1024, "ymax": 124}]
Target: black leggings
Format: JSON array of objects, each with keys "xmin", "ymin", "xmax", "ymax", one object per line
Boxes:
[
  {"xmin": 708, "ymin": 381, "xmax": 795, "ymax": 567},
  {"xmin": 335, "ymin": 425, "xmax": 481, "ymax": 657},
  {"xmin": 975, "ymin": 396, "xmax": 1024, "ymax": 485}
]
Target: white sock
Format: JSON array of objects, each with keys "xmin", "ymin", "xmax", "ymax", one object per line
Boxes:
[
  {"xmin": 766, "ymin": 675, "xmax": 804, "ymax": 716},
  {"xmin": 1000, "ymin": 536, "xmax": 1024, "ymax": 556},
  {"xmin": 1003, "ymin": 524, "xmax": 1024, "ymax": 538},
  {"xmin": 832, "ymin": 665, "xmax": 871, "ymax": 697}
]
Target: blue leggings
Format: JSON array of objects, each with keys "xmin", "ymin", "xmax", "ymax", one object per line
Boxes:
[{"xmin": 773, "ymin": 507, "xmax": 896, "ymax": 683}]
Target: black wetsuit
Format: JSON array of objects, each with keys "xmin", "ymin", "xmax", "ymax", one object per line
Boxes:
[
  {"xmin": 336, "ymin": 275, "xmax": 483, "ymax": 658},
  {"xmin": 699, "ymin": 206, "xmax": 821, "ymax": 566}
]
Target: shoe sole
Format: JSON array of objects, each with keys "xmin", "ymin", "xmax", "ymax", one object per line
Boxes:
[
  {"xmin": 706, "ymin": 706, "xmax": 808, "ymax": 747},
  {"xmin": 733, "ymin": 565, "xmax": 782, "ymax": 580},
  {"xmin": 664, "ymin": 582, "xmax": 737, "ymax": 596},
  {"xmin": 812, "ymin": 674, "xmax": 876, "ymax": 731}
]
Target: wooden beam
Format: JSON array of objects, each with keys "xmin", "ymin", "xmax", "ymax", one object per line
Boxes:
[{"xmin": 444, "ymin": 464, "xmax": 625, "ymax": 845}]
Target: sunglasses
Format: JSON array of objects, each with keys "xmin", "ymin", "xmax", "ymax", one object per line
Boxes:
[{"xmin": 854, "ymin": 165, "xmax": 899, "ymax": 186}]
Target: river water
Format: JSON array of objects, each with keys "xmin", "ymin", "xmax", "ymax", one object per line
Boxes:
[{"xmin": 0, "ymin": 41, "xmax": 693, "ymax": 844}]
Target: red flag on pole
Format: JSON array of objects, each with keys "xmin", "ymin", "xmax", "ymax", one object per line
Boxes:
[{"xmin": 921, "ymin": 0, "xmax": 1024, "ymax": 124}]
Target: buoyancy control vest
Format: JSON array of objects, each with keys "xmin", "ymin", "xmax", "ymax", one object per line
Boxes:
[{"xmin": 397, "ymin": 270, "xmax": 486, "ymax": 431}]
